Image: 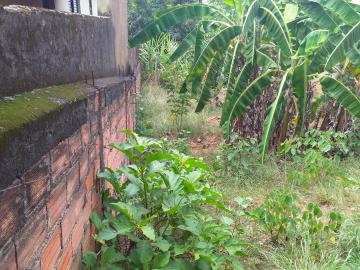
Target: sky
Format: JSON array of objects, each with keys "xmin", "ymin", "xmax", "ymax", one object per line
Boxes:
[{"xmin": 352, "ymin": 0, "xmax": 360, "ymax": 4}]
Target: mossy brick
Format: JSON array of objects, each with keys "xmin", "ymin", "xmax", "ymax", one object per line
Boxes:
[
  {"xmin": 50, "ymin": 140, "xmax": 70, "ymax": 183},
  {"xmin": 24, "ymin": 154, "xmax": 50, "ymax": 216},
  {"xmin": 47, "ymin": 178, "xmax": 66, "ymax": 227},
  {"xmin": 0, "ymin": 82, "xmax": 92, "ymax": 190},
  {"xmin": 61, "ymin": 189, "xmax": 85, "ymax": 244},
  {"xmin": 0, "ymin": 241, "xmax": 17, "ymax": 270},
  {"xmin": 66, "ymin": 162, "xmax": 80, "ymax": 203},
  {"xmin": 0, "ymin": 180, "xmax": 25, "ymax": 248},
  {"xmin": 15, "ymin": 207, "xmax": 47, "ymax": 270}
]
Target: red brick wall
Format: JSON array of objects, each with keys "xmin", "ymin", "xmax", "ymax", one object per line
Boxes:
[{"xmin": 0, "ymin": 73, "xmax": 140, "ymax": 269}]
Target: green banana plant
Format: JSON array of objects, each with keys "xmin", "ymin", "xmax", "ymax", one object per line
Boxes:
[{"xmin": 129, "ymin": 0, "xmax": 360, "ymax": 162}]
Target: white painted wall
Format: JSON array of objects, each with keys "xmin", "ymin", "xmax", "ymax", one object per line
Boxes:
[
  {"xmin": 80, "ymin": 0, "xmax": 98, "ymax": 15},
  {"xmin": 54, "ymin": 0, "xmax": 71, "ymax": 12},
  {"xmin": 80, "ymin": 0, "xmax": 90, "ymax": 14},
  {"xmin": 55, "ymin": 0, "xmax": 98, "ymax": 15}
]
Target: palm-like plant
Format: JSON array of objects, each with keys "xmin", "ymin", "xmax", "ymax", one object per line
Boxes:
[{"xmin": 129, "ymin": 0, "xmax": 360, "ymax": 162}]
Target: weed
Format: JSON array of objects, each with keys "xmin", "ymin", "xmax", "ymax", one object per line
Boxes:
[
  {"xmin": 83, "ymin": 131, "xmax": 246, "ymax": 269},
  {"xmin": 136, "ymin": 84, "xmax": 221, "ymax": 138}
]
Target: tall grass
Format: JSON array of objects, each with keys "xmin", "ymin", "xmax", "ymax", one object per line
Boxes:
[{"xmin": 136, "ymin": 84, "xmax": 222, "ymax": 138}]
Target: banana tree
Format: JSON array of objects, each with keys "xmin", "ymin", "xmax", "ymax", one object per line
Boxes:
[{"xmin": 129, "ymin": 0, "xmax": 360, "ymax": 162}]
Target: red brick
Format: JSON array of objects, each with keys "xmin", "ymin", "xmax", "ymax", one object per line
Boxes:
[
  {"xmin": 88, "ymin": 144, "xmax": 96, "ymax": 164},
  {"xmin": 51, "ymin": 140, "xmax": 69, "ymax": 181},
  {"xmin": 94, "ymin": 158, "xmax": 100, "ymax": 177},
  {"xmin": 85, "ymin": 169, "xmax": 95, "ymax": 191},
  {"xmin": 94, "ymin": 92, "xmax": 100, "ymax": 113},
  {"xmin": 79, "ymin": 151, "xmax": 89, "ymax": 181},
  {"xmin": 90, "ymin": 115, "xmax": 99, "ymax": 138},
  {"xmin": 16, "ymin": 208, "xmax": 47, "ymax": 270},
  {"xmin": 70, "ymin": 247, "xmax": 82, "ymax": 270},
  {"xmin": 71, "ymin": 219, "xmax": 84, "ymax": 252},
  {"xmin": 0, "ymin": 181, "xmax": 24, "ymax": 248},
  {"xmin": 66, "ymin": 163, "xmax": 80, "ymax": 202},
  {"xmin": 61, "ymin": 190, "xmax": 85, "ymax": 244},
  {"xmin": 95, "ymin": 136, "xmax": 100, "ymax": 159},
  {"xmin": 0, "ymin": 241, "xmax": 17, "ymax": 270},
  {"xmin": 82, "ymin": 224, "xmax": 95, "ymax": 254},
  {"xmin": 92, "ymin": 190, "xmax": 103, "ymax": 214},
  {"xmin": 81, "ymin": 123, "xmax": 91, "ymax": 146},
  {"xmin": 24, "ymin": 155, "xmax": 50, "ymax": 215},
  {"xmin": 68, "ymin": 130, "xmax": 82, "ymax": 163},
  {"xmin": 47, "ymin": 180, "xmax": 66, "ymax": 226},
  {"xmin": 41, "ymin": 226, "xmax": 61, "ymax": 270},
  {"xmin": 57, "ymin": 241, "xmax": 73, "ymax": 270},
  {"xmin": 82, "ymin": 191, "xmax": 92, "ymax": 224}
]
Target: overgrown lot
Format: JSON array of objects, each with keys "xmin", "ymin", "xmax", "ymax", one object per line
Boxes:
[{"xmin": 83, "ymin": 0, "xmax": 360, "ymax": 268}]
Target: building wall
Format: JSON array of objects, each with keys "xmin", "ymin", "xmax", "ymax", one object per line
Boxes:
[
  {"xmin": 0, "ymin": 0, "xmax": 42, "ymax": 7},
  {"xmin": 0, "ymin": 74, "xmax": 140, "ymax": 270},
  {"xmin": 0, "ymin": 3, "xmax": 140, "ymax": 269},
  {"xmin": 0, "ymin": 5, "xmax": 117, "ymax": 97}
]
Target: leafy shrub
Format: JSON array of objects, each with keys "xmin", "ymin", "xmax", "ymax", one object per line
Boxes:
[
  {"xmin": 286, "ymin": 149, "xmax": 340, "ymax": 187},
  {"xmin": 280, "ymin": 130, "xmax": 352, "ymax": 159},
  {"xmin": 83, "ymin": 131, "xmax": 246, "ymax": 269},
  {"xmin": 251, "ymin": 190, "xmax": 343, "ymax": 252},
  {"xmin": 216, "ymin": 136, "xmax": 259, "ymax": 176},
  {"xmin": 161, "ymin": 130, "xmax": 191, "ymax": 154}
]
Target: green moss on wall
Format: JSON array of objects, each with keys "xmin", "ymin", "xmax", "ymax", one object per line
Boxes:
[{"xmin": 0, "ymin": 82, "xmax": 90, "ymax": 146}]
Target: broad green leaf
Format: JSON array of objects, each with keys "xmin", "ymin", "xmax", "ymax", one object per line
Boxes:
[
  {"xmin": 190, "ymin": 26, "xmax": 205, "ymax": 95},
  {"xmin": 346, "ymin": 40, "xmax": 360, "ymax": 67},
  {"xmin": 325, "ymin": 21, "xmax": 360, "ymax": 70},
  {"xmin": 130, "ymin": 240, "xmax": 153, "ymax": 266},
  {"xmin": 146, "ymin": 152, "xmax": 174, "ymax": 163},
  {"xmin": 227, "ymin": 70, "xmax": 276, "ymax": 129},
  {"xmin": 258, "ymin": 7, "xmax": 292, "ymax": 57},
  {"xmin": 242, "ymin": 0, "xmax": 259, "ymax": 33},
  {"xmin": 284, "ymin": 4, "xmax": 299, "ymax": 23},
  {"xmin": 100, "ymin": 246, "xmax": 125, "ymax": 266},
  {"xmin": 256, "ymin": 49, "xmax": 278, "ymax": 68},
  {"xmin": 244, "ymin": 23, "xmax": 257, "ymax": 64},
  {"xmin": 96, "ymin": 227, "xmax": 119, "ymax": 241},
  {"xmin": 97, "ymin": 169, "xmax": 124, "ymax": 194},
  {"xmin": 105, "ymin": 213, "xmax": 134, "ymax": 234},
  {"xmin": 309, "ymin": 41, "xmax": 335, "ymax": 74},
  {"xmin": 188, "ymin": 26, "xmax": 242, "ymax": 94},
  {"xmin": 110, "ymin": 202, "xmax": 148, "ymax": 222},
  {"xmin": 320, "ymin": 75, "xmax": 360, "ymax": 119},
  {"xmin": 195, "ymin": 52, "xmax": 224, "ymax": 112},
  {"xmin": 293, "ymin": 62, "xmax": 308, "ymax": 135},
  {"xmin": 260, "ymin": 69, "xmax": 290, "ymax": 163},
  {"xmin": 221, "ymin": 62, "xmax": 253, "ymax": 125},
  {"xmin": 129, "ymin": 4, "xmax": 225, "ymax": 47},
  {"xmin": 169, "ymin": 26, "xmax": 199, "ymax": 62},
  {"xmin": 226, "ymin": 41, "xmax": 242, "ymax": 92},
  {"xmin": 141, "ymin": 224, "xmax": 156, "ymax": 240},
  {"xmin": 298, "ymin": 1, "xmax": 338, "ymax": 31},
  {"xmin": 155, "ymin": 239, "xmax": 171, "ymax": 252},
  {"xmin": 83, "ymin": 252, "xmax": 97, "ymax": 268},
  {"xmin": 314, "ymin": 0, "xmax": 360, "ymax": 26},
  {"xmin": 154, "ymin": 251, "xmax": 171, "ymax": 268},
  {"xmin": 228, "ymin": 256, "xmax": 244, "ymax": 270},
  {"xmin": 90, "ymin": 212, "xmax": 102, "ymax": 230},
  {"xmin": 296, "ymin": 30, "xmax": 329, "ymax": 57},
  {"xmin": 124, "ymin": 183, "xmax": 139, "ymax": 197},
  {"xmin": 244, "ymin": 0, "xmax": 290, "ymax": 39}
]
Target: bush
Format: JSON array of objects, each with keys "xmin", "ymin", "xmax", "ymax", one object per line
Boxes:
[
  {"xmin": 251, "ymin": 190, "xmax": 343, "ymax": 253},
  {"xmin": 83, "ymin": 131, "xmax": 246, "ymax": 269},
  {"xmin": 279, "ymin": 130, "xmax": 353, "ymax": 159}
]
